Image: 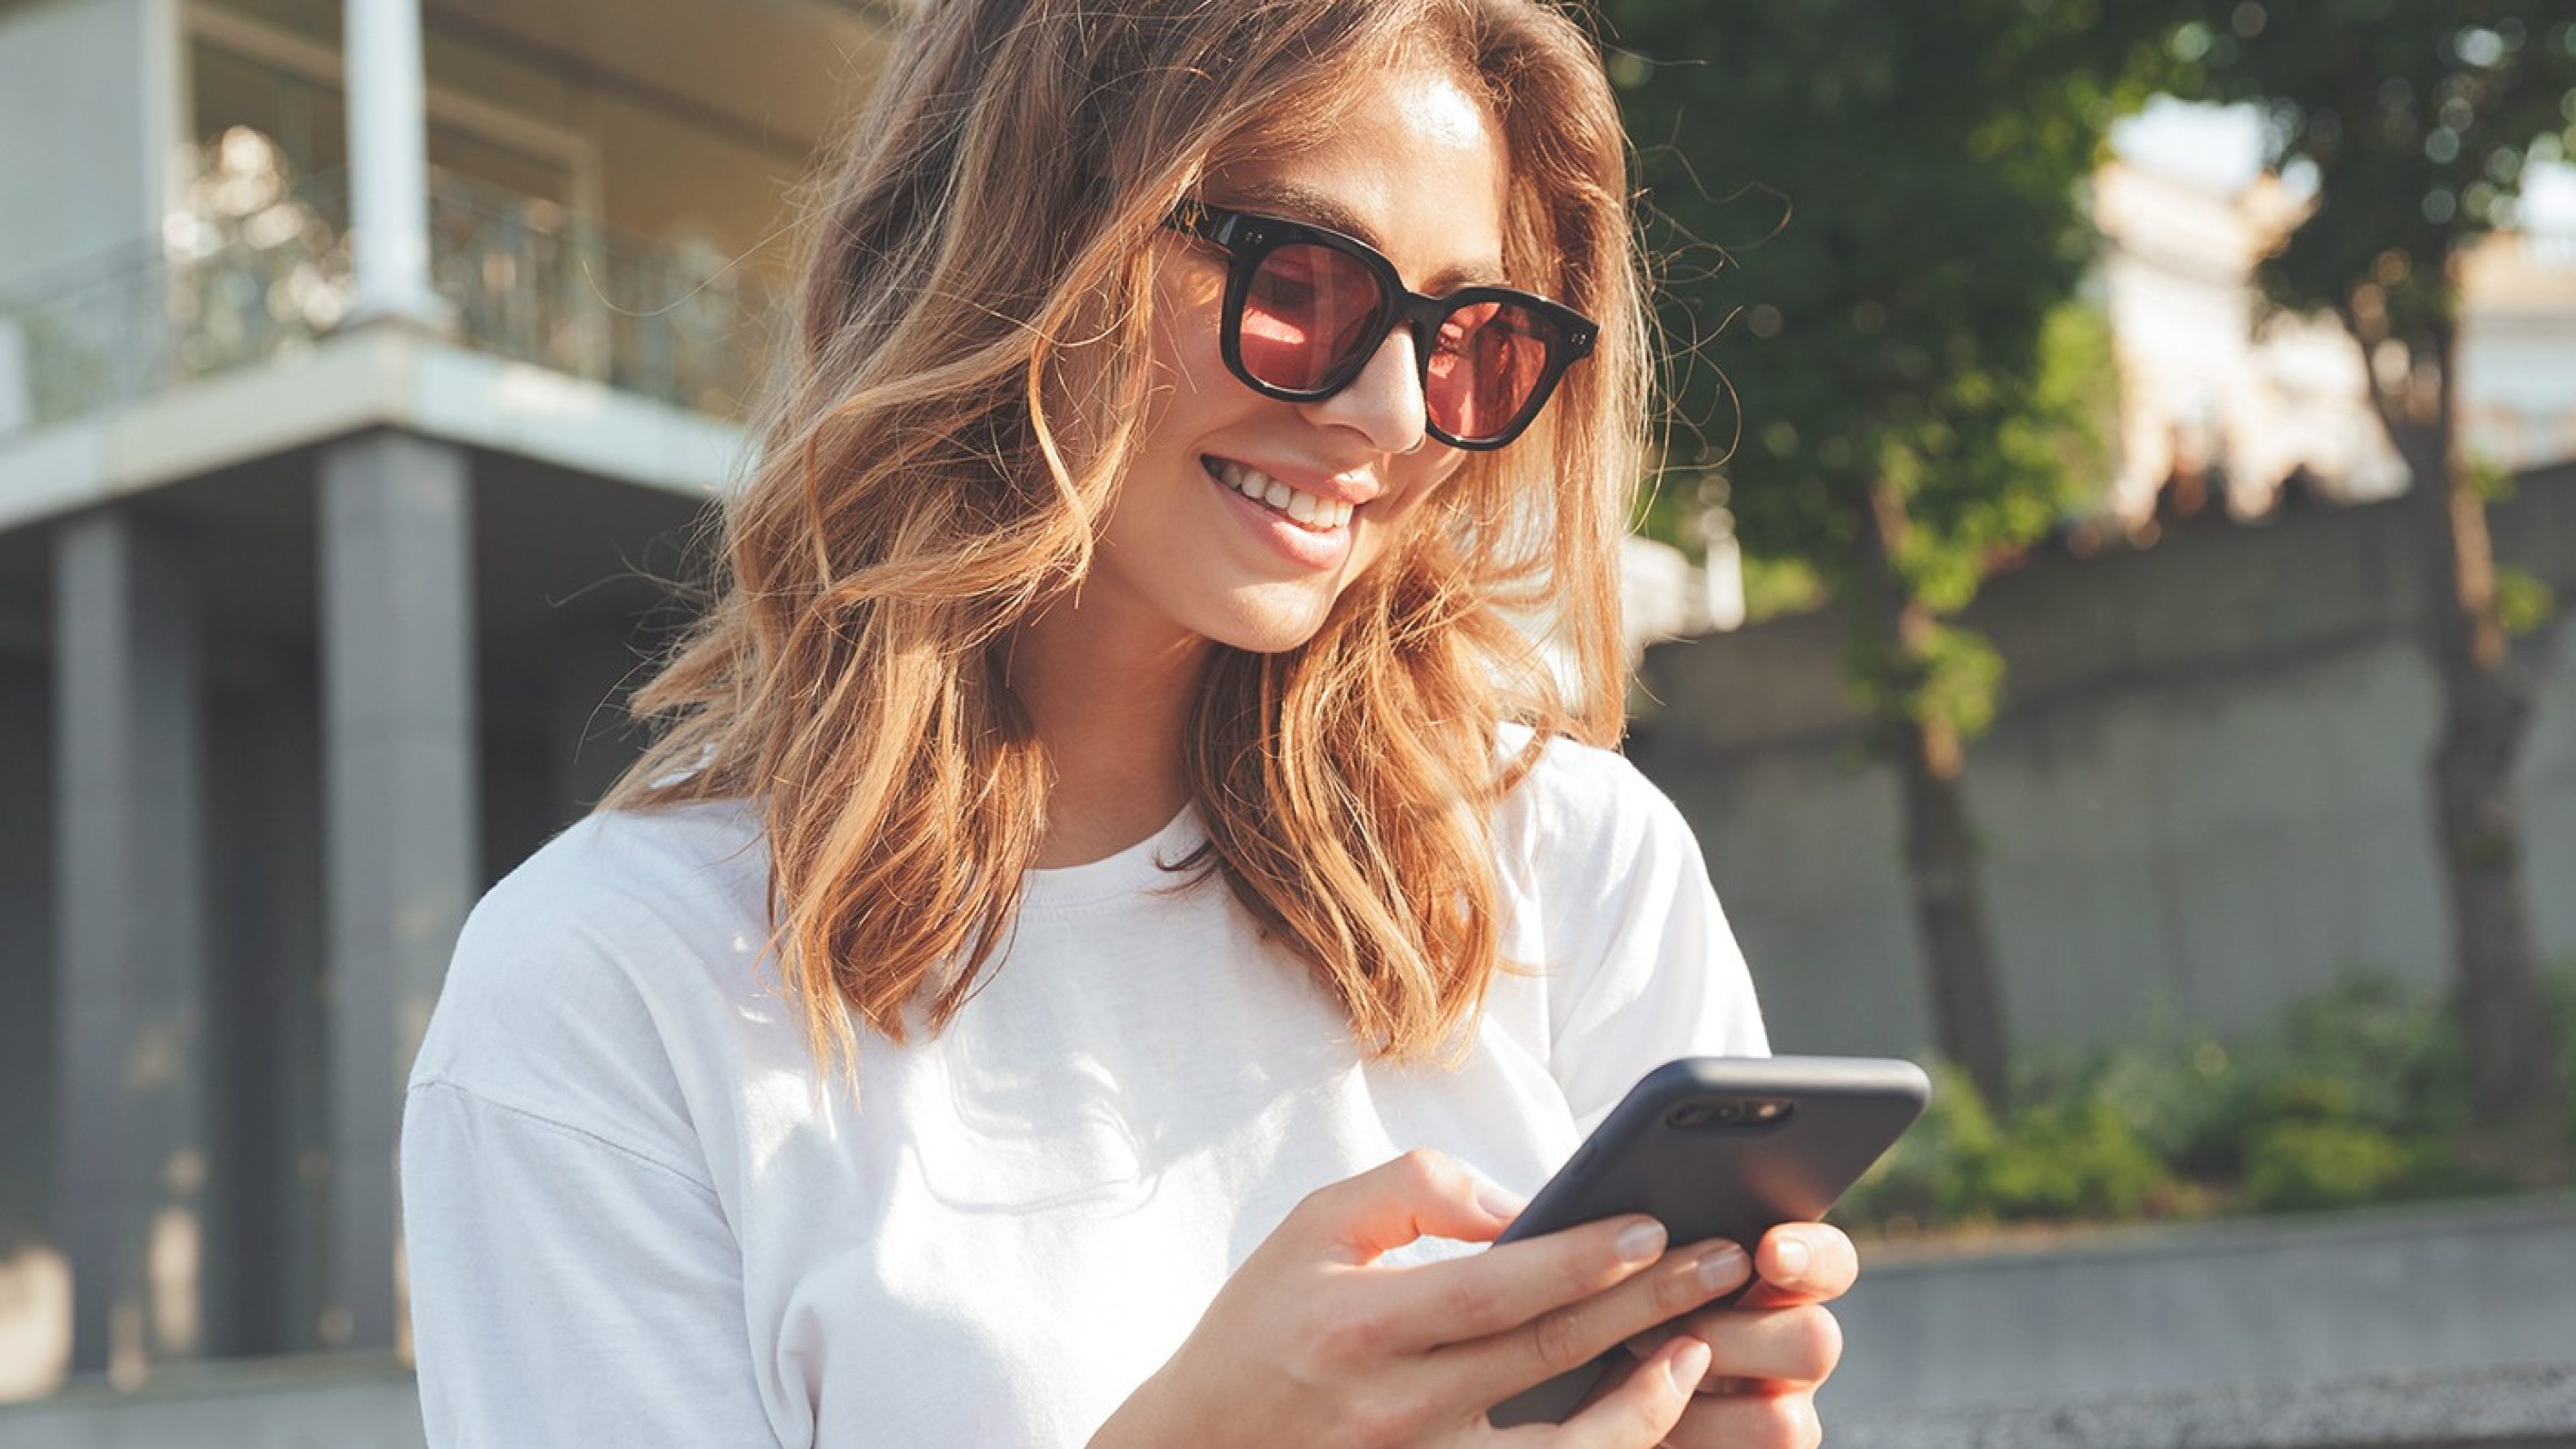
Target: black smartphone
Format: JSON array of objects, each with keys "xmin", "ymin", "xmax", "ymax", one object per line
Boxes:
[{"xmin": 1485, "ymin": 1055, "xmax": 1931, "ymax": 1427}]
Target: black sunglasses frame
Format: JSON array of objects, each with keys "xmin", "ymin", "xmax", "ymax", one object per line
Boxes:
[{"xmin": 1164, "ymin": 201, "xmax": 1599, "ymax": 451}]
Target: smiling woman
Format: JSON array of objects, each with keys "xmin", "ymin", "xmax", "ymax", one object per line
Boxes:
[{"xmin": 396, "ymin": 3, "xmax": 1856, "ymax": 1448}]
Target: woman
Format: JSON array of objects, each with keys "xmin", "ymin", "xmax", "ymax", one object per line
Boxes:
[{"xmin": 400, "ymin": 0, "xmax": 1857, "ymax": 1444}]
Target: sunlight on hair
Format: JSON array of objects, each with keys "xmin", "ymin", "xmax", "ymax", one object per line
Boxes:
[{"xmin": 601, "ymin": 0, "xmax": 1649, "ymax": 1089}]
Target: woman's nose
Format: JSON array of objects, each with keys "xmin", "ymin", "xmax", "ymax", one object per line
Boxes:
[{"xmin": 1301, "ymin": 325, "xmax": 1432, "ymax": 456}]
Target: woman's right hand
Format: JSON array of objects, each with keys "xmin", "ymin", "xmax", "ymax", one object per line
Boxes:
[{"xmin": 1087, "ymin": 1148, "xmax": 1755, "ymax": 1448}]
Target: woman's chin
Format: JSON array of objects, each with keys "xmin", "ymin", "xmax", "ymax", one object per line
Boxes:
[{"xmin": 1197, "ymin": 594, "xmax": 1340, "ymax": 656}]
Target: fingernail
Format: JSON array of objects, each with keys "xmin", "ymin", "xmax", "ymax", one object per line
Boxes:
[
  {"xmin": 1666, "ymin": 1336, "xmax": 1713, "ymax": 1393},
  {"xmin": 1474, "ymin": 1179, "xmax": 1525, "ymax": 1220},
  {"xmin": 1615, "ymin": 1218, "xmax": 1668, "ymax": 1265},
  {"xmin": 1696, "ymin": 1242, "xmax": 1751, "ymax": 1291},
  {"xmin": 1774, "ymin": 1236, "xmax": 1812, "ymax": 1281}
]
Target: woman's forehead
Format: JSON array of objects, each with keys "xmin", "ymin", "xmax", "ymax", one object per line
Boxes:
[{"xmin": 1202, "ymin": 67, "xmax": 1511, "ymax": 288}]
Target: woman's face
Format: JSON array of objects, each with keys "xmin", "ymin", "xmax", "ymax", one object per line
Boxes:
[{"xmin": 1079, "ymin": 64, "xmax": 1512, "ymax": 657}]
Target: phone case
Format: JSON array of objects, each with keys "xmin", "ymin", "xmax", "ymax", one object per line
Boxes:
[{"xmin": 1487, "ymin": 1055, "xmax": 1931, "ymax": 1426}]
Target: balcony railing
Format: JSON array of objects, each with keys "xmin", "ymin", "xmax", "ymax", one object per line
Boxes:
[{"xmin": 0, "ymin": 148, "xmax": 776, "ymax": 439}]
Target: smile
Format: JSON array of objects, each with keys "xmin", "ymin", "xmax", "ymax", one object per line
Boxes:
[{"xmin": 1203, "ymin": 457, "xmax": 1354, "ymax": 531}]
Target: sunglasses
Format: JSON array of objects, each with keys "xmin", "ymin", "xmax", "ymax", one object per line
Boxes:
[{"xmin": 1163, "ymin": 201, "xmax": 1599, "ymax": 451}]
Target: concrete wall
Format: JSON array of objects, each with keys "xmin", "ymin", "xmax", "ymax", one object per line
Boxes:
[
  {"xmin": 1829, "ymin": 1193, "xmax": 2576, "ymax": 1415},
  {"xmin": 203, "ymin": 642, "xmax": 329, "ymax": 1357},
  {"xmin": 1635, "ymin": 466, "xmax": 2576, "ymax": 1059},
  {"xmin": 0, "ymin": 1356, "xmax": 423, "ymax": 1449},
  {"xmin": 1827, "ymin": 1195, "xmax": 2576, "ymax": 1449},
  {"xmin": 0, "ymin": 0, "xmax": 180, "ymax": 287},
  {"xmin": 1, "ymin": 1199, "xmax": 2568, "ymax": 1448},
  {"xmin": 0, "ymin": 449, "xmax": 701, "ymax": 1392},
  {"xmin": 0, "ymin": 651, "xmax": 54, "ymax": 1258}
]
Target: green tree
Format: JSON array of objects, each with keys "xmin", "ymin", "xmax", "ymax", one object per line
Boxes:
[
  {"xmin": 2171, "ymin": 3, "xmax": 2572, "ymax": 1176},
  {"xmin": 1603, "ymin": 0, "xmax": 2165, "ymax": 1109}
]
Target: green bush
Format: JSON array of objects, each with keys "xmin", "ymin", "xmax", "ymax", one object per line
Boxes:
[
  {"xmin": 1973, "ymin": 1095, "xmax": 2170, "ymax": 1220},
  {"xmin": 2241, "ymin": 1120, "xmax": 2408, "ymax": 1212},
  {"xmin": 1841, "ymin": 1059, "xmax": 2001, "ymax": 1229},
  {"xmin": 1839, "ymin": 968, "xmax": 2576, "ymax": 1238},
  {"xmin": 1841, "ymin": 1061, "xmax": 2174, "ymax": 1230}
]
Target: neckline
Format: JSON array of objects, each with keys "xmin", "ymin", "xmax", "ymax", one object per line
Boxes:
[{"xmin": 1019, "ymin": 805, "xmax": 1208, "ymax": 911}]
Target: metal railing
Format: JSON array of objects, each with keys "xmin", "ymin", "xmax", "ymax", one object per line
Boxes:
[{"xmin": 0, "ymin": 158, "xmax": 777, "ymax": 439}]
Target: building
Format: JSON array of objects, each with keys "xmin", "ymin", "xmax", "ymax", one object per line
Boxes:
[
  {"xmin": 2096, "ymin": 98, "xmax": 2576, "ymax": 526},
  {"xmin": 0, "ymin": 0, "xmax": 904, "ymax": 1411}
]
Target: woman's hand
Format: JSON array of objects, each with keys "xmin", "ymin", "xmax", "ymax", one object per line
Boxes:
[
  {"xmin": 1088, "ymin": 1149, "xmax": 1756, "ymax": 1449},
  {"xmin": 1607, "ymin": 1222, "xmax": 1859, "ymax": 1449}
]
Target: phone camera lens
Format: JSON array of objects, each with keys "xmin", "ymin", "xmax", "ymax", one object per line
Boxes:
[{"xmin": 1670, "ymin": 1100, "xmax": 1749, "ymax": 1129}]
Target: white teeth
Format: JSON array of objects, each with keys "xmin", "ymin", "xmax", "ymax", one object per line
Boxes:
[{"xmin": 1205, "ymin": 458, "xmax": 1354, "ymax": 531}]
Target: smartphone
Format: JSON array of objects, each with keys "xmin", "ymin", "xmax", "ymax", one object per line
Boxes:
[{"xmin": 1485, "ymin": 1055, "xmax": 1931, "ymax": 1427}]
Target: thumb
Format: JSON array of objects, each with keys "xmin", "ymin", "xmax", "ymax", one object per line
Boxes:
[{"xmin": 1289, "ymin": 1149, "xmax": 1524, "ymax": 1265}]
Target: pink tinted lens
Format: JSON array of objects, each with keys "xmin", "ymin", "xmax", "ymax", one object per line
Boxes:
[
  {"xmin": 1239, "ymin": 242, "xmax": 1385, "ymax": 391},
  {"xmin": 1425, "ymin": 301, "xmax": 1552, "ymax": 442}
]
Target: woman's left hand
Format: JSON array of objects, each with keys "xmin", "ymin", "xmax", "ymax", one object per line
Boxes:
[{"xmin": 1611, "ymin": 1221, "xmax": 1858, "ymax": 1449}]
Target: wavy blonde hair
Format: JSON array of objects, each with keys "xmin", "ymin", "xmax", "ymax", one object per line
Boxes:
[{"xmin": 607, "ymin": 0, "xmax": 1651, "ymax": 1083}]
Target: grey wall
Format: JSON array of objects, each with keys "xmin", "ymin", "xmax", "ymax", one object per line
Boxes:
[
  {"xmin": 0, "ymin": 0, "xmax": 180, "ymax": 287},
  {"xmin": 0, "ymin": 452, "xmax": 698, "ymax": 1387},
  {"xmin": 1635, "ymin": 465, "xmax": 2576, "ymax": 1059},
  {"xmin": 1829, "ymin": 1194, "xmax": 2576, "ymax": 1415},
  {"xmin": 0, "ymin": 651, "xmax": 54, "ymax": 1259},
  {"xmin": 204, "ymin": 642, "xmax": 327, "ymax": 1356}
]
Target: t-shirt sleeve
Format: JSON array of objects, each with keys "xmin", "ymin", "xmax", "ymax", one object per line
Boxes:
[
  {"xmin": 402, "ymin": 1081, "xmax": 783, "ymax": 1448},
  {"xmin": 398, "ymin": 817, "xmax": 788, "ymax": 1448},
  {"xmin": 1515, "ymin": 742, "xmax": 1770, "ymax": 1132}
]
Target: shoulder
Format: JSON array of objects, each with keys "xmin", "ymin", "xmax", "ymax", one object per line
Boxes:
[
  {"xmin": 438, "ymin": 796, "xmax": 771, "ymax": 1005},
  {"xmin": 1484, "ymin": 731, "xmax": 1768, "ymax": 1077},
  {"xmin": 1491, "ymin": 728, "xmax": 1699, "ymax": 879},
  {"xmin": 459, "ymin": 796, "xmax": 769, "ymax": 944},
  {"xmin": 409, "ymin": 798, "xmax": 775, "ymax": 1148}
]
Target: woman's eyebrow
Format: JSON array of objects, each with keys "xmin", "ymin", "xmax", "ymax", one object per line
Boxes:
[{"xmin": 1213, "ymin": 178, "xmax": 1511, "ymax": 291}]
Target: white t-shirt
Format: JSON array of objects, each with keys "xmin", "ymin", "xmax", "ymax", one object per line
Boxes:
[{"xmin": 400, "ymin": 737, "xmax": 1765, "ymax": 1448}]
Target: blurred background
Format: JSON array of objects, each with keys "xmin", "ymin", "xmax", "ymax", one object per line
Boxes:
[{"xmin": 0, "ymin": 0, "xmax": 2571, "ymax": 1444}]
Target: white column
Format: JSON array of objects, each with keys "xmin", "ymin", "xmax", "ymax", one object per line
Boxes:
[{"xmin": 343, "ymin": 0, "xmax": 442, "ymax": 327}]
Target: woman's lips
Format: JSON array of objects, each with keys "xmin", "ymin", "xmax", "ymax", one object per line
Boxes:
[
  {"xmin": 1203, "ymin": 456, "xmax": 1355, "ymax": 531},
  {"xmin": 1202, "ymin": 456, "xmax": 1354, "ymax": 570}
]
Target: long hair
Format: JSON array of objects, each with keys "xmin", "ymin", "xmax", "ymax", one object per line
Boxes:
[{"xmin": 606, "ymin": 0, "xmax": 1652, "ymax": 1085}]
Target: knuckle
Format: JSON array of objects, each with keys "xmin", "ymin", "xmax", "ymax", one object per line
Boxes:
[
  {"xmin": 1393, "ymin": 1147, "xmax": 1454, "ymax": 1196},
  {"xmin": 1752, "ymin": 1393, "xmax": 1819, "ymax": 1449},
  {"xmin": 1440, "ymin": 1269, "xmax": 1505, "ymax": 1329},
  {"xmin": 1649, "ymin": 1258, "xmax": 1709, "ymax": 1315},
  {"xmin": 1309, "ymin": 1301, "xmax": 1392, "ymax": 1366},
  {"xmin": 1619, "ymin": 1376, "xmax": 1688, "ymax": 1444},
  {"xmin": 1792, "ymin": 1305, "xmax": 1845, "ymax": 1377},
  {"xmin": 1352, "ymin": 1383, "xmax": 1436, "ymax": 1448},
  {"xmin": 1527, "ymin": 1303, "xmax": 1597, "ymax": 1375}
]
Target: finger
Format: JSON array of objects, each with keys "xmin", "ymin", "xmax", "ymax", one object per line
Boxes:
[
  {"xmin": 1366, "ymin": 1213, "xmax": 1678, "ymax": 1352},
  {"xmin": 1544, "ymin": 1335, "xmax": 1709, "ymax": 1449},
  {"xmin": 1654, "ymin": 1303, "xmax": 1843, "ymax": 1391},
  {"xmin": 1654, "ymin": 1387, "xmax": 1823, "ymax": 1449},
  {"xmin": 1733, "ymin": 1223, "xmax": 1860, "ymax": 1309},
  {"xmin": 1283, "ymin": 1149, "xmax": 1523, "ymax": 1263},
  {"xmin": 1448, "ymin": 1237, "xmax": 1752, "ymax": 1405}
]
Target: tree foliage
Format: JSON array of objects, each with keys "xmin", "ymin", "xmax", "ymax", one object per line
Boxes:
[
  {"xmin": 1606, "ymin": 0, "xmax": 2163, "ymax": 730},
  {"xmin": 2168, "ymin": 0, "xmax": 2573, "ymax": 1169},
  {"xmin": 1603, "ymin": 0, "xmax": 2171, "ymax": 1106},
  {"xmin": 2174, "ymin": 7, "xmax": 2576, "ymax": 335}
]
